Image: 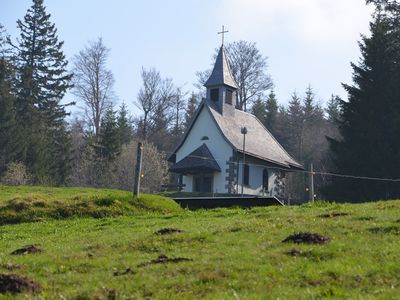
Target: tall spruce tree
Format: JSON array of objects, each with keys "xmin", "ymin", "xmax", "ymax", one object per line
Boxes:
[
  {"xmin": 117, "ymin": 102, "xmax": 133, "ymax": 145},
  {"xmin": 184, "ymin": 92, "xmax": 198, "ymax": 129},
  {"xmin": 251, "ymin": 97, "xmax": 267, "ymax": 124},
  {"xmin": 0, "ymin": 54, "xmax": 23, "ymax": 176},
  {"xmin": 11, "ymin": 0, "xmax": 73, "ymax": 184},
  {"xmin": 0, "ymin": 24, "xmax": 10, "ymax": 56},
  {"xmin": 326, "ymin": 94, "xmax": 342, "ymax": 123},
  {"xmin": 286, "ymin": 92, "xmax": 304, "ymax": 159},
  {"xmin": 97, "ymin": 107, "xmax": 121, "ymax": 161},
  {"xmin": 303, "ymin": 85, "xmax": 316, "ymax": 122},
  {"xmin": 328, "ymin": 1, "xmax": 400, "ymax": 201},
  {"xmin": 265, "ymin": 89, "xmax": 278, "ymax": 134},
  {"xmin": 303, "ymin": 85, "xmax": 324, "ymax": 123}
]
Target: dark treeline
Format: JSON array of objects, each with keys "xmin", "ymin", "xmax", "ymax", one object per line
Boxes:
[
  {"xmin": 327, "ymin": 0, "xmax": 400, "ymax": 201},
  {"xmin": 1, "ymin": 0, "xmax": 400, "ymax": 201},
  {"xmin": 250, "ymin": 88, "xmax": 340, "ymax": 202}
]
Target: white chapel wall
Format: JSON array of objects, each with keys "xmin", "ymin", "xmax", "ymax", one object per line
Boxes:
[
  {"xmin": 236, "ymin": 162, "xmax": 278, "ymax": 196},
  {"xmin": 176, "ymin": 107, "xmax": 232, "ymax": 193}
]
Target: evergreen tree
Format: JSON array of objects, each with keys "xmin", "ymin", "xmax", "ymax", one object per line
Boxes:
[
  {"xmin": 328, "ymin": 3, "xmax": 400, "ymax": 201},
  {"xmin": 303, "ymin": 85, "xmax": 314, "ymax": 122},
  {"xmin": 326, "ymin": 94, "xmax": 342, "ymax": 123},
  {"xmin": 184, "ymin": 92, "xmax": 198, "ymax": 129},
  {"xmin": 265, "ymin": 89, "xmax": 278, "ymax": 133},
  {"xmin": 117, "ymin": 102, "xmax": 133, "ymax": 145},
  {"xmin": 286, "ymin": 92, "xmax": 304, "ymax": 158},
  {"xmin": 273, "ymin": 105, "xmax": 288, "ymax": 146},
  {"xmin": 149, "ymin": 103, "xmax": 170, "ymax": 150},
  {"xmin": 97, "ymin": 107, "xmax": 121, "ymax": 161},
  {"xmin": 251, "ymin": 97, "xmax": 267, "ymax": 124},
  {"xmin": 171, "ymin": 87, "xmax": 186, "ymax": 135},
  {"xmin": 0, "ymin": 57, "xmax": 23, "ymax": 175},
  {"xmin": 0, "ymin": 24, "xmax": 10, "ymax": 56},
  {"xmin": 278, "ymin": 94, "xmax": 306, "ymax": 202},
  {"xmin": 11, "ymin": 0, "xmax": 73, "ymax": 183},
  {"xmin": 303, "ymin": 85, "xmax": 324, "ymax": 123}
]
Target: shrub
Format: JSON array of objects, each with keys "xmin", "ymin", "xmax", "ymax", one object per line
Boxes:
[{"xmin": 1, "ymin": 162, "xmax": 31, "ymax": 186}]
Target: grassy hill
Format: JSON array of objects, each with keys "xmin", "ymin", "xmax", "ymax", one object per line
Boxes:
[
  {"xmin": 0, "ymin": 186, "xmax": 399, "ymax": 299},
  {"xmin": 0, "ymin": 186, "xmax": 182, "ymax": 225}
]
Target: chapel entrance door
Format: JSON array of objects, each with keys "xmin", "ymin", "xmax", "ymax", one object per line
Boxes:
[{"xmin": 193, "ymin": 174, "xmax": 213, "ymax": 193}]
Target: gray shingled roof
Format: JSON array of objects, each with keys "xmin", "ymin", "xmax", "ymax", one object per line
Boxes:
[
  {"xmin": 204, "ymin": 46, "xmax": 238, "ymax": 89},
  {"xmin": 207, "ymin": 105, "xmax": 303, "ymax": 169},
  {"xmin": 169, "ymin": 103, "xmax": 303, "ymax": 170},
  {"xmin": 169, "ymin": 143, "xmax": 221, "ymax": 174}
]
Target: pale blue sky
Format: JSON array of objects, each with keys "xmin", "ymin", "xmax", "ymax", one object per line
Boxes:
[{"xmin": 1, "ymin": 0, "xmax": 373, "ymax": 116}]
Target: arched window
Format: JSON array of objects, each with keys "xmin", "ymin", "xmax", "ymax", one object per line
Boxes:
[{"xmin": 263, "ymin": 169, "xmax": 269, "ymax": 191}]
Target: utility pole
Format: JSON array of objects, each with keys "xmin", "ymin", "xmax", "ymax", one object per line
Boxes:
[
  {"xmin": 309, "ymin": 163, "xmax": 314, "ymax": 203},
  {"xmin": 133, "ymin": 142, "xmax": 143, "ymax": 197},
  {"xmin": 241, "ymin": 127, "xmax": 247, "ymax": 197}
]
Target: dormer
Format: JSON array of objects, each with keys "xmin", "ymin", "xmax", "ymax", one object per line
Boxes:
[{"xmin": 204, "ymin": 45, "xmax": 238, "ymax": 116}]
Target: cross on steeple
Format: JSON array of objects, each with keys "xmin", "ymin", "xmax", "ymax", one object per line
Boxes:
[{"xmin": 218, "ymin": 25, "xmax": 229, "ymax": 45}]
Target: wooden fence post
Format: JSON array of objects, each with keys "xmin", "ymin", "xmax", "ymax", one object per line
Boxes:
[
  {"xmin": 133, "ymin": 142, "xmax": 143, "ymax": 197},
  {"xmin": 309, "ymin": 163, "xmax": 314, "ymax": 203}
]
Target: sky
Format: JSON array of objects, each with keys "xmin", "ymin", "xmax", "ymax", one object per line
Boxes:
[{"xmin": 1, "ymin": 0, "xmax": 374, "ymax": 117}]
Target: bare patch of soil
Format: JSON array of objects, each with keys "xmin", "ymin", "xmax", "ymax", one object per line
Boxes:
[
  {"xmin": 318, "ymin": 212, "xmax": 349, "ymax": 218},
  {"xmin": 286, "ymin": 248, "xmax": 304, "ymax": 257},
  {"xmin": 229, "ymin": 227, "xmax": 242, "ymax": 232},
  {"xmin": 283, "ymin": 232, "xmax": 330, "ymax": 244},
  {"xmin": 101, "ymin": 288, "xmax": 117, "ymax": 300},
  {"xmin": 155, "ymin": 228, "xmax": 184, "ymax": 235},
  {"xmin": 302, "ymin": 280, "xmax": 325, "ymax": 287},
  {"xmin": 138, "ymin": 254, "xmax": 192, "ymax": 267},
  {"xmin": 0, "ymin": 274, "xmax": 42, "ymax": 294},
  {"xmin": 113, "ymin": 267, "xmax": 136, "ymax": 276},
  {"xmin": 357, "ymin": 216, "xmax": 375, "ymax": 221},
  {"xmin": 10, "ymin": 245, "xmax": 43, "ymax": 255},
  {"xmin": 0, "ymin": 264, "xmax": 21, "ymax": 271},
  {"xmin": 369, "ymin": 226, "xmax": 400, "ymax": 234},
  {"xmin": 285, "ymin": 248, "xmax": 335, "ymax": 261}
]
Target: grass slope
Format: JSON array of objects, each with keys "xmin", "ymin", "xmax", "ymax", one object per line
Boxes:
[
  {"xmin": 0, "ymin": 186, "xmax": 182, "ymax": 224},
  {"xmin": 0, "ymin": 187, "xmax": 399, "ymax": 299}
]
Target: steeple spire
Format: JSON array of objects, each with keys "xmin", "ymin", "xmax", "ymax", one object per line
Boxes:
[
  {"xmin": 204, "ymin": 45, "xmax": 238, "ymax": 89},
  {"xmin": 204, "ymin": 29, "xmax": 238, "ymax": 115}
]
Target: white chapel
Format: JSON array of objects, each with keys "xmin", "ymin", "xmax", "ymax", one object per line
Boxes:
[{"xmin": 168, "ymin": 44, "xmax": 302, "ymax": 196}]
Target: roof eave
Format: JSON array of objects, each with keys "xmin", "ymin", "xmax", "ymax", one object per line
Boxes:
[
  {"xmin": 167, "ymin": 102, "xmax": 206, "ymax": 161},
  {"xmin": 204, "ymin": 82, "xmax": 238, "ymax": 90},
  {"xmin": 236, "ymin": 150, "xmax": 291, "ymax": 169}
]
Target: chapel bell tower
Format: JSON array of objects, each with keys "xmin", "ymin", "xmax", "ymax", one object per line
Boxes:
[{"xmin": 204, "ymin": 31, "xmax": 239, "ymax": 116}]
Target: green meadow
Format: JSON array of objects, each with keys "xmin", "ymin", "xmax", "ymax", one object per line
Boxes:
[{"xmin": 0, "ymin": 186, "xmax": 399, "ymax": 299}]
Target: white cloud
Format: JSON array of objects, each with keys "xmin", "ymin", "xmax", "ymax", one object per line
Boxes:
[
  {"xmin": 212, "ymin": 0, "xmax": 376, "ymax": 105},
  {"xmin": 218, "ymin": 0, "xmax": 373, "ymax": 45}
]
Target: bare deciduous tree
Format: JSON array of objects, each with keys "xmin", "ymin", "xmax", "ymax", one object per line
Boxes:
[
  {"xmin": 171, "ymin": 87, "xmax": 188, "ymax": 134},
  {"xmin": 72, "ymin": 38, "xmax": 114, "ymax": 136},
  {"xmin": 68, "ymin": 140, "xmax": 168, "ymax": 192},
  {"xmin": 135, "ymin": 68, "xmax": 161, "ymax": 140},
  {"xmin": 135, "ymin": 67, "xmax": 176, "ymax": 142},
  {"xmin": 227, "ymin": 41, "xmax": 273, "ymax": 111},
  {"xmin": 197, "ymin": 40, "xmax": 273, "ymax": 111}
]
